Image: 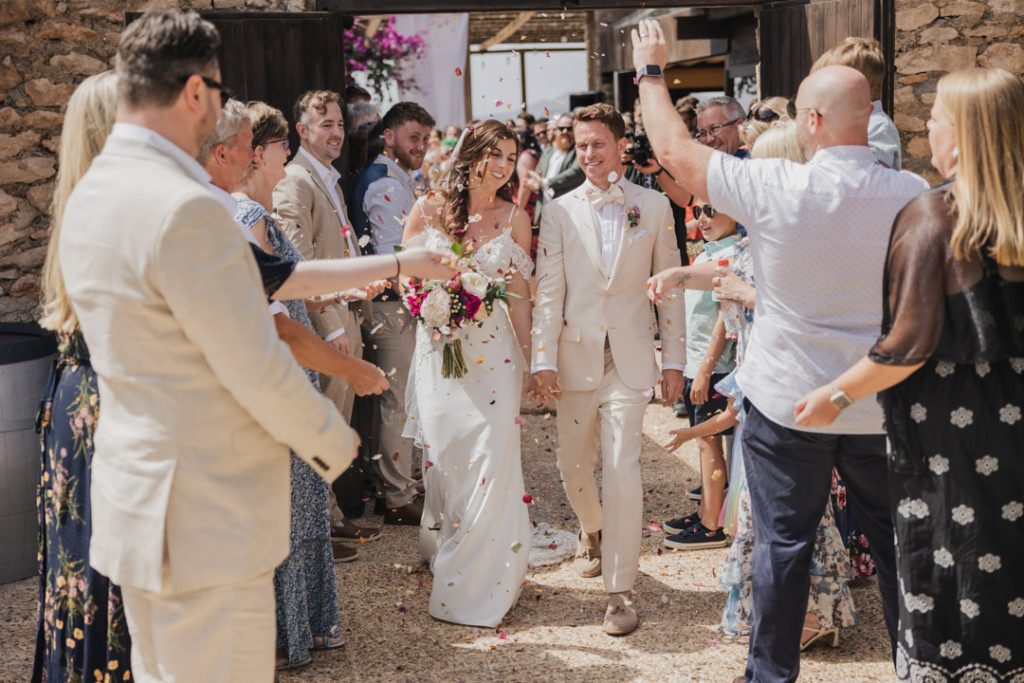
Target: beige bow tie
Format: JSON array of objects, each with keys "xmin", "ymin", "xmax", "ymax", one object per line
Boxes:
[{"xmin": 587, "ymin": 184, "xmax": 625, "ymax": 210}]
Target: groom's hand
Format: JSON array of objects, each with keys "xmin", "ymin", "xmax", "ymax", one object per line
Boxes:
[
  {"xmin": 531, "ymin": 370, "xmax": 561, "ymax": 404},
  {"xmin": 660, "ymin": 369, "xmax": 684, "ymax": 407}
]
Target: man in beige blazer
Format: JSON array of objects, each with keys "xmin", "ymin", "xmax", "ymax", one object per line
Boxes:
[
  {"xmin": 274, "ymin": 90, "xmax": 381, "ymax": 550},
  {"xmin": 59, "ymin": 12, "xmax": 403, "ymax": 682},
  {"xmin": 531, "ymin": 104, "xmax": 685, "ymax": 636}
]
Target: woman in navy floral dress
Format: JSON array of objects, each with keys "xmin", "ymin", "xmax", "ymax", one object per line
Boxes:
[{"xmin": 33, "ymin": 72, "xmax": 133, "ymax": 683}]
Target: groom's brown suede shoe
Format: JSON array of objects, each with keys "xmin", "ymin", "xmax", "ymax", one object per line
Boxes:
[
  {"xmin": 573, "ymin": 529, "xmax": 602, "ymax": 578},
  {"xmin": 603, "ymin": 592, "xmax": 638, "ymax": 636}
]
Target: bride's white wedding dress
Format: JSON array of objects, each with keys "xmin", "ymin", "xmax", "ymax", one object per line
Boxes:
[{"xmin": 403, "ymin": 221, "xmax": 534, "ymax": 627}]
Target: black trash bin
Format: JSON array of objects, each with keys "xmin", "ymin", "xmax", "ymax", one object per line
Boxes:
[{"xmin": 0, "ymin": 322, "xmax": 57, "ymax": 584}]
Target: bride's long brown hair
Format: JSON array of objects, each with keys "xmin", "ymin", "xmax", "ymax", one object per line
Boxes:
[{"xmin": 438, "ymin": 119, "xmax": 519, "ymax": 242}]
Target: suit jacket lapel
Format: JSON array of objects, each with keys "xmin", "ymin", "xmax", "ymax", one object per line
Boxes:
[
  {"xmin": 570, "ymin": 189, "xmax": 608, "ymax": 279},
  {"xmin": 292, "ymin": 154, "xmax": 344, "ymax": 219},
  {"xmin": 607, "ymin": 181, "xmax": 639, "ymax": 284}
]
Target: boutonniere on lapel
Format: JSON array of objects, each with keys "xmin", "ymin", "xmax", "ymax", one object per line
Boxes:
[{"xmin": 626, "ymin": 205, "xmax": 642, "ymax": 230}]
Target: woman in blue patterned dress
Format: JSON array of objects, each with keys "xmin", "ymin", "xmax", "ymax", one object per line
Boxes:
[
  {"xmin": 33, "ymin": 72, "xmax": 134, "ymax": 683},
  {"xmin": 234, "ymin": 101, "xmax": 343, "ymax": 670}
]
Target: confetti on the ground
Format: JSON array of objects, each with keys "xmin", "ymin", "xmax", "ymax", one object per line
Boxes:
[{"xmin": 522, "ymin": 493, "xmax": 533, "ymax": 504}]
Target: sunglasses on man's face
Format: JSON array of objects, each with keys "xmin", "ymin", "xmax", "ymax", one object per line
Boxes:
[
  {"xmin": 178, "ymin": 74, "xmax": 233, "ymax": 107},
  {"xmin": 692, "ymin": 204, "xmax": 717, "ymax": 219},
  {"xmin": 557, "ymin": 126, "xmax": 573, "ymax": 133}
]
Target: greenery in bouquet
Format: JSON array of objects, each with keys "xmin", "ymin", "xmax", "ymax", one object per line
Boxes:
[
  {"xmin": 344, "ymin": 16, "xmax": 426, "ymax": 101},
  {"xmin": 404, "ymin": 243, "xmax": 511, "ymax": 379}
]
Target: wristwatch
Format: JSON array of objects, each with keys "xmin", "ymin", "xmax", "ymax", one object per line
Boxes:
[
  {"xmin": 829, "ymin": 383, "xmax": 853, "ymax": 410},
  {"xmin": 635, "ymin": 64, "xmax": 664, "ymax": 84}
]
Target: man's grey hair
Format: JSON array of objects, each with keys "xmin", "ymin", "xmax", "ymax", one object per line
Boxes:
[
  {"xmin": 696, "ymin": 96, "xmax": 745, "ymax": 121},
  {"xmin": 197, "ymin": 98, "xmax": 249, "ymax": 164},
  {"xmin": 347, "ymin": 101, "xmax": 380, "ymax": 134}
]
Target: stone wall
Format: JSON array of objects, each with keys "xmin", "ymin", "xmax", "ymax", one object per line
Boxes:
[
  {"xmin": 893, "ymin": 0, "xmax": 1024, "ymax": 182},
  {"xmin": 0, "ymin": 0, "xmax": 312, "ymax": 322}
]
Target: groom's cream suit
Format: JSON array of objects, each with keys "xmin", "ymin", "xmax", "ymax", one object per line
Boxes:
[
  {"xmin": 532, "ymin": 176, "xmax": 685, "ymax": 594},
  {"xmin": 60, "ymin": 125, "xmax": 356, "ymax": 682}
]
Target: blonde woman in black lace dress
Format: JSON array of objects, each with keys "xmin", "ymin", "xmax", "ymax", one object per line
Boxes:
[{"xmin": 795, "ymin": 67, "xmax": 1024, "ymax": 681}]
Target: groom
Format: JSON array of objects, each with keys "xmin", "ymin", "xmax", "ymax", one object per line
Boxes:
[{"xmin": 531, "ymin": 103, "xmax": 686, "ymax": 635}]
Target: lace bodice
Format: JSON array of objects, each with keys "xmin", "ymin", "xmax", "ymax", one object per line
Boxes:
[{"xmin": 405, "ymin": 226, "xmax": 534, "ymax": 280}]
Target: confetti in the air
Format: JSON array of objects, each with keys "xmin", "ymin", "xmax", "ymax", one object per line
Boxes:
[
  {"xmin": 455, "ymin": 67, "xmax": 463, "ymax": 76},
  {"xmin": 522, "ymin": 493, "xmax": 533, "ymax": 504}
]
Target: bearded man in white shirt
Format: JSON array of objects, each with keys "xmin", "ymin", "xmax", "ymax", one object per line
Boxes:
[{"xmin": 635, "ymin": 20, "xmax": 929, "ymax": 683}]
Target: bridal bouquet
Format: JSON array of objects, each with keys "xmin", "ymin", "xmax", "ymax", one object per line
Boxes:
[{"xmin": 403, "ymin": 244, "xmax": 511, "ymax": 379}]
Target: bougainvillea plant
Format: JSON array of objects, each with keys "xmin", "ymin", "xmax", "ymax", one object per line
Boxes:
[{"xmin": 344, "ymin": 16, "xmax": 426, "ymax": 100}]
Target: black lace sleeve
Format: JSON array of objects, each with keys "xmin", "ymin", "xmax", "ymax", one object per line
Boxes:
[
  {"xmin": 248, "ymin": 243, "xmax": 296, "ymax": 300},
  {"xmin": 869, "ymin": 185, "xmax": 953, "ymax": 365}
]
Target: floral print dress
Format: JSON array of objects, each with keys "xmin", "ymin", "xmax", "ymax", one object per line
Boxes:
[
  {"xmin": 235, "ymin": 198, "xmax": 341, "ymax": 667},
  {"xmin": 870, "ymin": 184, "xmax": 1024, "ymax": 681},
  {"xmin": 33, "ymin": 332, "xmax": 132, "ymax": 683},
  {"xmin": 717, "ymin": 237, "xmax": 859, "ymax": 637}
]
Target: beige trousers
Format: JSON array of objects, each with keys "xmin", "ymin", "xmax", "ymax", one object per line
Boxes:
[
  {"xmin": 556, "ymin": 350, "xmax": 648, "ymax": 594},
  {"xmin": 367, "ymin": 300, "xmax": 418, "ymax": 506},
  {"xmin": 121, "ymin": 570, "xmax": 275, "ymax": 683}
]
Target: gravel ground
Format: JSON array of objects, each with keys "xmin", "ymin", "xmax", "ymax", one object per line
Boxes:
[{"xmin": 0, "ymin": 402, "xmax": 897, "ymax": 683}]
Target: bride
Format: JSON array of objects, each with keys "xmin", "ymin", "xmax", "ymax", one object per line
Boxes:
[{"xmin": 402, "ymin": 120, "xmax": 535, "ymax": 627}]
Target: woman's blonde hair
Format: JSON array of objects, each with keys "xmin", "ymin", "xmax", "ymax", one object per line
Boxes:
[
  {"xmin": 938, "ymin": 67, "xmax": 1024, "ymax": 266},
  {"xmin": 39, "ymin": 71, "xmax": 118, "ymax": 332},
  {"xmin": 751, "ymin": 120, "xmax": 805, "ymax": 163},
  {"xmin": 741, "ymin": 96, "xmax": 793, "ymax": 148}
]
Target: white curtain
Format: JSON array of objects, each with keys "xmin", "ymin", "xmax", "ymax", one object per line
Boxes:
[{"xmin": 393, "ymin": 13, "xmax": 469, "ymax": 128}]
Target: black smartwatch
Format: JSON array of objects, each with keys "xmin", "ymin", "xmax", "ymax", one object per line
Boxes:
[{"xmin": 635, "ymin": 64, "xmax": 664, "ymax": 84}]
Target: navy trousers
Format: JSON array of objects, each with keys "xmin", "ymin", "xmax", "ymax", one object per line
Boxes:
[{"xmin": 741, "ymin": 401, "xmax": 898, "ymax": 683}]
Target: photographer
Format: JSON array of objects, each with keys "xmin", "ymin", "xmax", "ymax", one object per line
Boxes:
[{"xmin": 622, "ymin": 123, "xmax": 694, "ymax": 257}]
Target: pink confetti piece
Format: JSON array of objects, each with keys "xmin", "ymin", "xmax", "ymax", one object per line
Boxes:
[{"xmin": 522, "ymin": 493, "xmax": 533, "ymax": 504}]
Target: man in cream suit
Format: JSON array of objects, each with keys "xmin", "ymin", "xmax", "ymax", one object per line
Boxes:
[
  {"xmin": 274, "ymin": 89, "xmax": 381, "ymax": 551},
  {"xmin": 59, "ymin": 13, "xmax": 355, "ymax": 682},
  {"xmin": 531, "ymin": 104, "xmax": 686, "ymax": 636}
]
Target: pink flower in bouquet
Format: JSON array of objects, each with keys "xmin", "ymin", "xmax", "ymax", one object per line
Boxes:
[{"xmin": 460, "ymin": 290, "xmax": 482, "ymax": 319}]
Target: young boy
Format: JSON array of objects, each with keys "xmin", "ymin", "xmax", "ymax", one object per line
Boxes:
[
  {"xmin": 663, "ymin": 200, "xmax": 739, "ymax": 550},
  {"xmin": 812, "ymin": 37, "xmax": 901, "ymax": 169}
]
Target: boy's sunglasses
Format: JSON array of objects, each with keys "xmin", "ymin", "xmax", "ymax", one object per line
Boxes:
[{"xmin": 693, "ymin": 204, "xmax": 717, "ymax": 219}]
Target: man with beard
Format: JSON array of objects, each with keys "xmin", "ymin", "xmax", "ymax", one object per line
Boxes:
[
  {"xmin": 526, "ymin": 112, "xmax": 585, "ymax": 224},
  {"xmin": 351, "ymin": 101, "xmax": 436, "ymax": 526}
]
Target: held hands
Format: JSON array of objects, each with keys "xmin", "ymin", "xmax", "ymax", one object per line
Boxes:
[
  {"xmin": 631, "ymin": 19, "xmax": 669, "ymax": 73},
  {"xmin": 398, "ymin": 247, "xmax": 458, "ymax": 281},
  {"xmin": 794, "ymin": 385, "xmax": 841, "ymax": 428},
  {"xmin": 529, "ymin": 370, "xmax": 561, "ymax": 405},
  {"xmin": 660, "ymin": 369, "xmax": 684, "ymax": 407}
]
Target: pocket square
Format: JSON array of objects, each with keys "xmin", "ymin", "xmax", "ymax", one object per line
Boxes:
[{"xmin": 634, "ymin": 230, "xmax": 651, "ymax": 238}]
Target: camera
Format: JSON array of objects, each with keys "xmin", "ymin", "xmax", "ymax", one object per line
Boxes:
[{"xmin": 625, "ymin": 130, "xmax": 655, "ymax": 167}]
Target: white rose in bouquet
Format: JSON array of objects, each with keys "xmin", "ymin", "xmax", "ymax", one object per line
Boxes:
[
  {"xmin": 421, "ymin": 287, "xmax": 452, "ymax": 329},
  {"xmin": 459, "ymin": 271, "xmax": 490, "ymax": 298}
]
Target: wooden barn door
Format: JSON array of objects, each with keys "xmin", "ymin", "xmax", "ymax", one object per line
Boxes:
[
  {"xmin": 758, "ymin": 0, "xmax": 894, "ymax": 111},
  {"xmin": 202, "ymin": 12, "xmax": 349, "ymax": 169}
]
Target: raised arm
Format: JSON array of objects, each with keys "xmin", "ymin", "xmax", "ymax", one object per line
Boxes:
[{"xmin": 632, "ymin": 19, "xmax": 714, "ymax": 201}]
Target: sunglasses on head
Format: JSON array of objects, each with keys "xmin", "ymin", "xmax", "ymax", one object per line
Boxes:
[
  {"xmin": 749, "ymin": 107, "xmax": 781, "ymax": 123},
  {"xmin": 693, "ymin": 204, "xmax": 717, "ymax": 219}
]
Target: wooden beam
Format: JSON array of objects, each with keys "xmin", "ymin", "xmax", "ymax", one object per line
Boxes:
[
  {"xmin": 319, "ymin": 0, "xmax": 760, "ymax": 12},
  {"xmin": 479, "ymin": 11, "xmax": 535, "ymax": 51}
]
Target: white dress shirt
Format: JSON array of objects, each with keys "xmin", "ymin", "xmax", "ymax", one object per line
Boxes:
[
  {"xmin": 363, "ymin": 154, "xmax": 417, "ymax": 255},
  {"xmin": 584, "ymin": 178, "xmax": 626, "ymax": 274},
  {"xmin": 707, "ymin": 145, "xmax": 929, "ymax": 434},
  {"xmin": 868, "ymin": 101, "xmax": 902, "ymax": 170}
]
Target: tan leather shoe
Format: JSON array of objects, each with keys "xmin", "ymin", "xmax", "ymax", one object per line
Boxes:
[
  {"xmin": 573, "ymin": 529, "xmax": 602, "ymax": 578},
  {"xmin": 332, "ymin": 541, "xmax": 359, "ymax": 563},
  {"xmin": 603, "ymin": 592, "xmax": 638, "ymax": 636}
]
